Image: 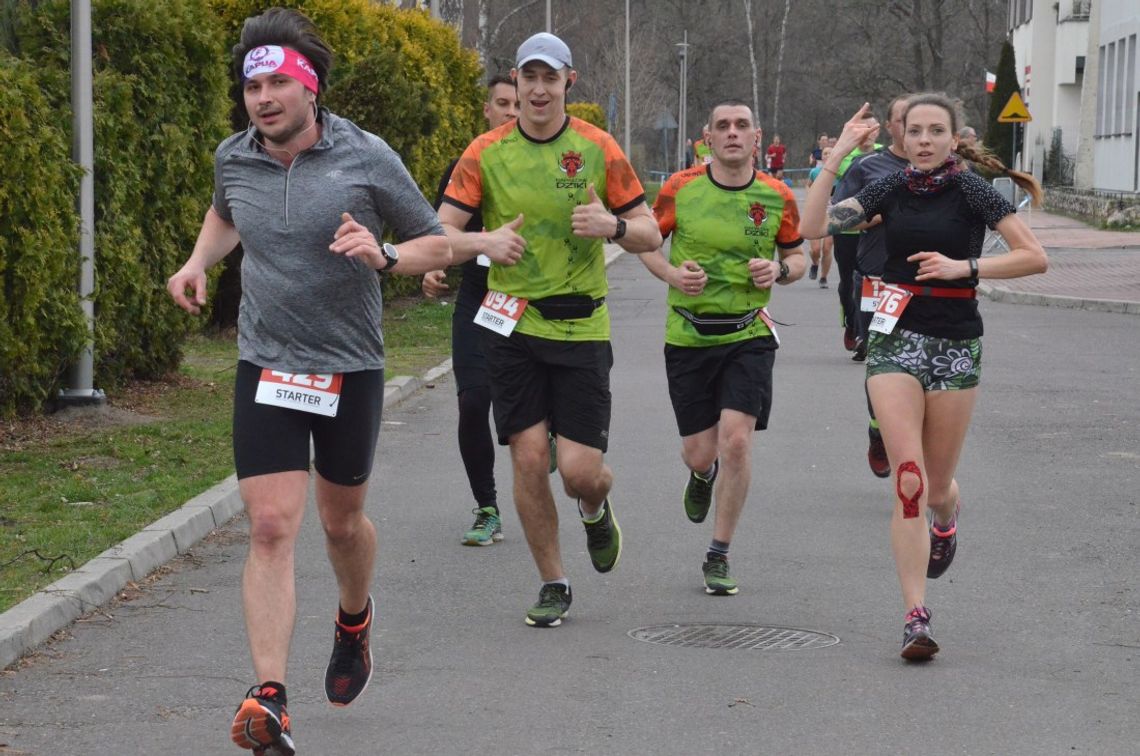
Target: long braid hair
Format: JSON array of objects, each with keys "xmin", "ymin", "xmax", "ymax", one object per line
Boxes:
[{"xmin": 905, "ymin": 92, "xmax": 1043, "ymax": 207}]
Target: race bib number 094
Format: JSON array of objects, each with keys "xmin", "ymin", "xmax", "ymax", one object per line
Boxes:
[
  {"xmin": 255, "ymin": 370, "xmax": 343, "ymax": 417},
  {"xmin": 474, "ymin": 289, "xmax": 527, "ymax": 337}
]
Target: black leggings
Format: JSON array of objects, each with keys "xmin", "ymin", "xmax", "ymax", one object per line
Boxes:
[
  {"xmin": 457, "ymin": 385, "xmax": 497, "ymax": 509},
  {"xmin": 833, "ymin": 234, "xmax": 860, "ymax": 331}
]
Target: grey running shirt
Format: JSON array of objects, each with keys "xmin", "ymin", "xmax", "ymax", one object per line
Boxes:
[{"xmin": 212, "ymin": 110, "xmax": 444, "ymax": 373}]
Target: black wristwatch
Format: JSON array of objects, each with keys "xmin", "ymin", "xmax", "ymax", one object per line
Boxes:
[
  {"xmin": 776, "ymin": 259, "xmax": 790, "ymax": 283},
  {"xmin": 967, "ymin": 257, "xmax": 979, "ymax": 283},
  {"xmin": 380, "ymin": 242, "xmax": 400, "ymax": 271},
  {"xmin": 612, "ymin": 217, "xmax": 627, "ymax": 241}
]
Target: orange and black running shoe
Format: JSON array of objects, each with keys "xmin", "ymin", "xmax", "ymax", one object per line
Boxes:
[
  {"xmin": 231, "ymin": 684, "xmax": 294, "ymax": 755},
  {"xmin": 325, "ymin": 595, "xmax": 374, "ymax": 706}
]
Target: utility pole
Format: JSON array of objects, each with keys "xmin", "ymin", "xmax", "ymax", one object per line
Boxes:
[
  {"xmin": 675, "ymin": 31, "xmax": 689, "ymax": 173},
  {"xmin": 61, "ymin": 0, "xmax": 104, "ymax": 408},
  {"xmin": 546, "ymin": 0, "xmax": 551, "ymax": 32},
  {"xmin": 624, "ymin": 0, "xmax": 631, "ymax": 157}
]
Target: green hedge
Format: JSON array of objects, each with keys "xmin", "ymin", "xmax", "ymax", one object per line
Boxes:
[
  {"xmin": 4, "ymin": 0, "xmax": 231, "ymax": 415},
  {"xmin": 568, "ymin": 102, "xmax": 607, "ymax": 130},
  {"xmin": 0, "ymin": 56, "xmax": 85, "ymax": 416},
  {"xmin": 2, "ymin": 1, "xmax": 482, "ymax": 415}
]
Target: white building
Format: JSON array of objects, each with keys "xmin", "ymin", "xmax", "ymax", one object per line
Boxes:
[
  {"xmin": 1084, "ymin": 0, "xmax": 1139, "ymax": 192},
  {"xmin": 1007, "ymin": 0, "xmax": 1091, "ymax": 182}
]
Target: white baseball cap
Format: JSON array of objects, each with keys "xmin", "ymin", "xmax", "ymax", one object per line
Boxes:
[{"xmin": 515, "ymin": 32, "xmax": 572, "ymax": 70}]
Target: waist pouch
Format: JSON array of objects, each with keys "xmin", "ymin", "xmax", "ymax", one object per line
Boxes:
[
  {"xmin": 673, "ymin": 306, "xmax": 760, "ymax": 336},
  {"xmin": 531, "ymin": 294, "xmax": 606, "ymax": 320}
]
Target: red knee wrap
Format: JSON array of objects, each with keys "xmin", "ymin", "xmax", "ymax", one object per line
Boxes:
[{"xmin": 895, "ymin": 461, "xmax": 924, "ymax": 519}]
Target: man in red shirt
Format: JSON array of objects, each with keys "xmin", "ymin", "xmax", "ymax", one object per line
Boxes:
[{"xmin": 765, "ymin": 134, "xmax": 786, "ymax": 179}]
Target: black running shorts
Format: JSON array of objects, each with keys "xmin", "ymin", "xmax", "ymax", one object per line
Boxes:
[
  {"xmin": 664, "ymin": 338, "xmax": 776, "ymax": 437},
  {"xmin": 481, "ymin": 331, "xmax": 613, "ymax": 451},
  {"xmin": 232, "ymin": 360, "xmax": 384, "ymax": 485}
]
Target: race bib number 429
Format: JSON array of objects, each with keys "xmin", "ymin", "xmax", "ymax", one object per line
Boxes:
[
  {"xmin": 255, "ymin": 370, "xmax": 343, "ymax": 416},
  {"xmin": 474, "ymin": 289, "xmax": 527, "ymax": 337}
]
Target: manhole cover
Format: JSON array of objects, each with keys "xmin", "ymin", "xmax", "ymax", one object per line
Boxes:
[{"xmin": 628, "ymin": 623, "xmax": 839, "ymax": 651}]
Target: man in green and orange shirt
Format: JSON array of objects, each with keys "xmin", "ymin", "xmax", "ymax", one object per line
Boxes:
[
  {"xmin": 639, "ymin": 100, "xmax": 804, "ymax": 596},
  {"xmin": 439, "ymin": 32, "xmax": 661, "ymax": 628}
]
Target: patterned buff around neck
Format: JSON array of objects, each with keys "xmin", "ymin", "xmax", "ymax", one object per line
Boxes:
[{"xmin": 903, "ymin": 154, "xmax": 967, "ymax": 196}]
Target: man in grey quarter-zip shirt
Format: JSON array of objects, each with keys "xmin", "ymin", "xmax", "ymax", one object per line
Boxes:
[{"xmin": 166, "ymin": 9, "xmax": 449, "ymax": 754}]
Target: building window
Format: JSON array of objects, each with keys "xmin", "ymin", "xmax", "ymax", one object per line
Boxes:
[
  {"xmin": 1127, "ymin": 35, "xmax": 1137, "ymax": 136},
  {"xmin": 1096, "ymin": 43, "xmax": 1108, "ymax": 136},
  {"xmin": 1116, "ymin": 39, "xmax": 1128, "ymax": 136}
]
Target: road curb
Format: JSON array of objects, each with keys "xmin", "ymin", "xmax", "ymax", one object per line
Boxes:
[
  {"xmin": 978, "ymin": 282, "xmax": 1140, "ymax": 315},
  {"xmin": 1, "ymin": 246, "xmax": 627, "ymax": 669}
]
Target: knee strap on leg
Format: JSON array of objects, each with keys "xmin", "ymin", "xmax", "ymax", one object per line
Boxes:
[{"xmin": 895, "ymin": 461, "xmax": 924, "ymax": 519}]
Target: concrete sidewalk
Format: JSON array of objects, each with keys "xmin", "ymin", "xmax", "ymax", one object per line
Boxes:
[{"xmin": 978, "ymin": 207, "xmax": 1140, "ymax": 314}]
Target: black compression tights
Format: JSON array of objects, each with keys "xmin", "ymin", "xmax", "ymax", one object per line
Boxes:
[{"xmin": 457, "ymin": 385, "xmax": 497, "ymax": 509}]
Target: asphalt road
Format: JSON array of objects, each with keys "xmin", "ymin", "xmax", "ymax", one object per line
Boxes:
[{"xmin": 1, "ymin": 254, "xmax": 1137, "ymax": 755}]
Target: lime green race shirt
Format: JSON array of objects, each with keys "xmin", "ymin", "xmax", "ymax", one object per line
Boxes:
[
  {"xmin": 443, "ymin": 116, "xmax": 646, "ymax": 341},
  {"xmin": 654, "ymin": 165, "xmax": 803, "ymax": 347}
]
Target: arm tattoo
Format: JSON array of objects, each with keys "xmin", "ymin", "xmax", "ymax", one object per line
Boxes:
[{"xmin": 826, "ymin": 201, "xmax": 867, "ymax": 235}]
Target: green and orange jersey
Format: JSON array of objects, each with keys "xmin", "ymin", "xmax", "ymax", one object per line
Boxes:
[
  {"xmin": 693, "ymin": 139, "xmax": 712, "ymax": 164},
  {"xmin": 442, "ymin": 116, "xmax": 645, "ymax": 341},
  {"xmin": 654, "ymin": 165, "xmax": 803, "ymax": 347}
]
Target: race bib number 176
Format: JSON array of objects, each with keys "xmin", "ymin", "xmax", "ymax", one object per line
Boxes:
[{"xmin": 869, "ymin": 285, "xmax": 913, "ymax": 335}]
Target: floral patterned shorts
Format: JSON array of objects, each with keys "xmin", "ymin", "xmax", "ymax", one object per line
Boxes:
[{"xmin": 866, "ymin": 327, "xmax": 982, "ymax": 391}]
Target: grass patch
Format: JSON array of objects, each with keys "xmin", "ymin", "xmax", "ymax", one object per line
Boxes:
[{"xmin": 0, "ymin": 295, "xmax": 451, "ymax": 613}]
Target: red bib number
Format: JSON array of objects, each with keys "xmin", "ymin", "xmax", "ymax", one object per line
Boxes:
[
  {"xmin": 255, "ymin": 370, "xmax": 343, "ymax": 416},
  {"xmin": 868, "ymin": 285, "xmax": 913, "ymax": 335},
  {"xmin": 474, "ymin": 289, "xmax": 527, "ymax": 336}
]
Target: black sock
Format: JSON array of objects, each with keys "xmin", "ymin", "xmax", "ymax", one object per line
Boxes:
[{"xmin": 338, "ymin": 603, "xmax": 370, "ymax": 628}]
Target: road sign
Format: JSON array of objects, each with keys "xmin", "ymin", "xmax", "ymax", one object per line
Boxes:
[{"xmin": 997, "ymin": 91, "xmax": 1032, "ymax": 123}]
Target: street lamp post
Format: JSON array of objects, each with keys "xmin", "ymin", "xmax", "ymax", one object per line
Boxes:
[
  {"xmin": 675, "ymin": 32, "xmax": 689, "ymax": 173},
  {"xmin": 61, "ymin": 0, "xmax": 104, "ymax": 408}
]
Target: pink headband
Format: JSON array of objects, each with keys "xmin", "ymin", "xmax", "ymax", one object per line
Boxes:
[{"xmin": 242, "ymin": 45, "xmax": 319, "ymax": 95}]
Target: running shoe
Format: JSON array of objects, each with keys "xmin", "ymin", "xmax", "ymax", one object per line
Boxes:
[
  {"xmin": 843, "ymin": 327, "xmax": 857, "ymax": 352},
  {"xmin": 867, "ymin": 426, "xmax": 890, "ymax": 478},
  {"xmin": 525, "ymin": 582, "xmax": 572, "ymax": 627},
  {"xmin": 818, "ymin": 276, "xmax": 828, "ymax": 289},
  {"xmin": 852, "ymin": 338, "xmax": 867, "ymax": 362},
  {"xmin": 581, "ymin": 496, "xmax": 622, "ymax": 573},
  {"xmin": 462, "ymin": 506, "xmax": 503, "ymax": 546},
  {"xmin": 808, "ymin": 264, "xmax": 819, "ymax": 280},
  {"xmin": 548, "ymin": 432, "xmax": 558, "ymax": 474},
  {"xmin": 927, "ymin": 506, "xmax": 959, "ymax": 579},
  {"xmin": 900, "ymin": 605, "xmax": 939, "ymax": 660},
  {"xmin": 683, "ymin": 459, "xmax": 719, "ymax": 524},
  {"xmin": 324, "ymin": 596, "xmax": 373, "ymax": 707},
  {"xmin": 231, "ymin": 684, "xmax": 295, "ymax": 755},
  {"xmin": 702, "ymin": 554, "xmax": 739, "ymax": 595}
]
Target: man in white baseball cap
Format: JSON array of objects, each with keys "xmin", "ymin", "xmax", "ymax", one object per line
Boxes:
[{"xmin": 439, "ymin": 29, "xmax": 661, "ymax": 629}]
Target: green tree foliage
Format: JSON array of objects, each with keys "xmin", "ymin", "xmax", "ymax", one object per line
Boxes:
[
  {"xmin": 567, "ymin": 102, "xmax": 607, "ymax": 130},
  {"xmin": 985, "ymin": 40, "xmax": 1021, "ymax": 166},
  {"xmin": 0, "ymin": 56, "xmax": 85, "ymax": 416},
  {"xmin": 5, "ymin": 0, "xmax": 231, "ymax": 414}
]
